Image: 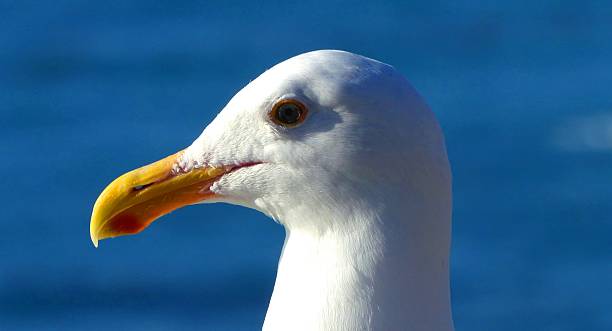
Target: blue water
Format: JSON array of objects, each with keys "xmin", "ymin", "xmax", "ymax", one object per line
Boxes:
[{"xmin": 1, "ymin": 1, "xmax": 611, "ymax": 330}]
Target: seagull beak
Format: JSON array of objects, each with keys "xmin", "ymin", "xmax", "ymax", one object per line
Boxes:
[{"xmin": 90, "ymin": 151, "xmax": 227, "ymax": 247}]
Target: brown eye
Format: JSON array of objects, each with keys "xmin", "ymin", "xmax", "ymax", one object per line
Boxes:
[{"xmin": 270, "ymin": 99, "xmax": 308, "ymax": 127}]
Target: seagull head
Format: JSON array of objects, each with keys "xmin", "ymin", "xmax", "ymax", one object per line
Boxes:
[
  {"xmin": 90, "ymin": 50, "xmax": 454, "ymax": 330},
  {"xmin": 90, "ymin": 49, "xmax": 450, "ymax": 247}
]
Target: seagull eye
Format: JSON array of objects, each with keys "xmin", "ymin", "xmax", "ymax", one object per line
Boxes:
[{"xmin": 270, "ymin": 99, "xmax": 308, "ymax": 128}]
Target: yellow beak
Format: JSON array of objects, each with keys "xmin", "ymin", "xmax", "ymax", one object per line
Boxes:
[{"xmin": 90, "ymin": 150, "xmax": 227, "ymax": 247}]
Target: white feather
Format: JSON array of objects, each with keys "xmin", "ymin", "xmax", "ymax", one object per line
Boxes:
[{"xmin": 183, "ymin": 50, "xmax": 453, "ymax": 331}]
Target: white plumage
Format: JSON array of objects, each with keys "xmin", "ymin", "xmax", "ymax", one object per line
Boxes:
[
  {"xmin": 182, "ymin": 50, "xmax": 454, "ymax": 331},
  {"xmin": 91, "ymin": 49, "xmax": 454, "ymax": 331}
]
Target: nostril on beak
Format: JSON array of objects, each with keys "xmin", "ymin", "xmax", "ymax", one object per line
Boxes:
[{"xmin": 132, "ymin": 182, "xmax": 154, "ymax": 192}]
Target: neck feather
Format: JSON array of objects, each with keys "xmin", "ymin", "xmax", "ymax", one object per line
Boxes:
[{"xmin": 262, "ymin": 196, "xmax": 454, "ymax": 331}]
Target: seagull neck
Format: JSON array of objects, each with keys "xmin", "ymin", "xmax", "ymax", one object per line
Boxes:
[{"xmin": 263, "ymin": 200, "xmax": 454, "ymax": 331}]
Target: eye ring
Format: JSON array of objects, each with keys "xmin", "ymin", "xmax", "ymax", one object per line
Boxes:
[{"xmin": 269, "ymin": 99, "xmax": 308, "ymax": 128}]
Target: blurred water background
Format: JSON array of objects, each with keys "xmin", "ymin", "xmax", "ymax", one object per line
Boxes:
[{"xmin": 1, "ymin": 1, "xmax": 611, "ymax": 330}]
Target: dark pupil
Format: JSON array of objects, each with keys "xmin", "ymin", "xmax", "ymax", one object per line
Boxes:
[{"xmin": 277, "ymin": 104, "xmax": 301, "ymax": 124}]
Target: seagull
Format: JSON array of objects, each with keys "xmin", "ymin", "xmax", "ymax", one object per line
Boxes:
[{"xmin": 90, "ymin": 50, "xmax": 454, "ymax": 331}]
